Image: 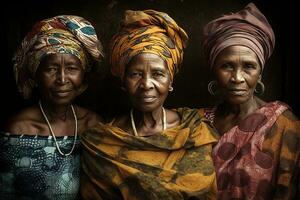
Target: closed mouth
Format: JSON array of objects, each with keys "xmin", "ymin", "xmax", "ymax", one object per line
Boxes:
[
  {"xmin": 228, "ymin": 89, "xmax": 247, "ymax": 96},
  {"xmin": 229, "ymin": 88, "xmax": 247, "ymax": 91},
  {"xmin": 139, "ymin": 96, "xmax": 157, "ymax": 103},
  {"xmin": 53, "ymin": 90, "xmax": 72, "ymax": 97}
]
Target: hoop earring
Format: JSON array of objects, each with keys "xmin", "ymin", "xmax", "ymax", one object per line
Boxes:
[
  {"xmin": 254, "ymin": 80, "xmax": 265, "ymax": 95},
  {"xmin": 169, "ymin": 86, "xmax": 173, "ymax": 92},
  {"xmin": 208, "ymin": 81, "xmax": 218, "ymax": 96}
]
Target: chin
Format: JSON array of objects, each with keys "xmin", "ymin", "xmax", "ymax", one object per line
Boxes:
[
  {"xmin": 226, "ymin": 96, "xmax": 250, "ymax": 105},
  {"xmin": 134, "ymin": 103, "xmax": 163, "ymax": 113},
  {"xmin": 51, "ymin": 98, "xmax": 75, "ymax": 105}
]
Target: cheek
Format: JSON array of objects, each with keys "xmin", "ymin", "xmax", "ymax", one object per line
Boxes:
[
  {"xmin": 247, "ymin": 75, "xmax": 260, "ymax": 89},
  {"xmin": 124, "ymin": 80, "xmax": 138, "ymax": 94},
  {"xmin": 37, "ymin": 76, "xmax": 54, "ymax": 89},
  {"xmin": 71, "ymin": 74, "xmax": 85, "ymax": 87},
  {"xmin": 215, "ymin": 72, "xmax": 230, "ymax": 87},
  {"xmin": 156, "ymin": 81, "xmax": 171, "ymax": 94}
]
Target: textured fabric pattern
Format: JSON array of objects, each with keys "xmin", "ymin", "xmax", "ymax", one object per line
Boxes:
[
  {"xmin": 199, "ymin": 101, "xmax": 300, "ymax": 199},
  {"xmin": 202, "ymin": 3, "xmax": 275, "ymax": 68},
  {"xmin": 81, "ymin": 108, "xmax": 218, "ymax": 200},
  {"xmin": 110, "ymin": 9, "xmax": 188, "ymax": 80},
  {"xmin": 13, "ymin": 15, "xmax": 104, "ymax": 99},
  {"xmin": 0, "ymin": 133, "xmax": 81, "ymax": 200}
]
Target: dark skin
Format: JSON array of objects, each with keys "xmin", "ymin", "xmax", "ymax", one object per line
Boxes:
[
  {"xmin": 113, "ymin": 53, "xmax": 180, "ymax": 136},
  {"xmin": 212, "ymin": 45, "xmax": 265, "ymax": 135},
  {"xmin": 6, "ymin": 53, "xmax": 102, "ymax": 136}
]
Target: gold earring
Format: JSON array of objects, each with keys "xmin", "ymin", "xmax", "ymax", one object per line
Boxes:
[
  {"xmin": 207, "ymin": 81, "xmax": 218, "ymax": 95},
  {"xmin": 254, "ymin": 80, "xmax": 265, "ymax": 94}
]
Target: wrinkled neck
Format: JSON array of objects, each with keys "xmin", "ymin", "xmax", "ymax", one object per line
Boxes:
[
  {"xmin": 39, "ymin": 100, "xmax": 72, "ymax": 121},
  {"xmin": 219, "ymin": 96, "xmax": 259, "ymax": 119},
  {"xmin": 133, "ymin": 107, "xmax": 163, "ymax": 129}
]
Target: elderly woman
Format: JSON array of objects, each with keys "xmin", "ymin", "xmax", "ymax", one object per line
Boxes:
[
  {"xmin": 0, "ymin": 15, "xmax": 103, "ymax": 199},
  {"xmin": 81, "ymin": 10, "xmax": 218, "ymax": 200},
  {"xmin": 199, "ymin": 3, "xmax": 300, "ymax": 199}
]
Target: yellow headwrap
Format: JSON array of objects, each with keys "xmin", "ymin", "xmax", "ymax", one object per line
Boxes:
[{"xmin": 110, "ymin": 10, "xmax": 188, "ymax": 80}]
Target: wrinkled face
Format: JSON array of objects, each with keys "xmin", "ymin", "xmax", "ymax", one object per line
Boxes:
[
  {"xmin": 124, "ymin": 53, "xmax": 172, "ymax": 112},
  {"xmin": 213, "ymin": 46, "xmax": 261, "ymax": 105},
  {"xmin": 36, "ymin": 53, "xmax": 85, "ymax": 105}
]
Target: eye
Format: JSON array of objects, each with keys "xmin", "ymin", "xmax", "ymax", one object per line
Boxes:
[
  {"xmin": 220, "ymin": 63, "xmax": 233, "ymax": 70},
  {"xmin": 152, "ymin": 71, "xmax": 164, "ymax": 77},
  {"xmin": 244, "ymin": 62, "xmax": 256, "ymax": 69},
  {"xmin": 66, "ymin": 66, "xmax": 80, "ymax": 72},
  {"xmin": 129, "ymin": 71, "xmax": 142, "ymax": 78},
  {"xmin": 44, "ymin": 66, "xmax": 58, "ymax": 73}
]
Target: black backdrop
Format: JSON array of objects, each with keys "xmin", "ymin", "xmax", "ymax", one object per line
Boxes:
[{"xmin": 1, "ymin": 0, "xmax": 299, "ymax": 129}]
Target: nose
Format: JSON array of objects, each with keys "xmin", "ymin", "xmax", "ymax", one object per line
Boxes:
[
  {"xmin": 230, "ymin": 69, "xmax": 245, "ymax": 83},
  {"xmin": 140, "ymin": 75, "xmax": 154, "ymax": 90},
  {"xmin": 56, "ymin": 68, "xmax": 67, "ymax": 84}
]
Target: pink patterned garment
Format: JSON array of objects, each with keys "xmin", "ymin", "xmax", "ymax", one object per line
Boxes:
[{"xmin": 206, "ymin": 101, "xmax": 289, "ymax": 199}]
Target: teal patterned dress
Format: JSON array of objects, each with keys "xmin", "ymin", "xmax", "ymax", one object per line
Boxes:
[{"xmin": 0, "ymin": 133, "xmax": 80, "ymax": 200}]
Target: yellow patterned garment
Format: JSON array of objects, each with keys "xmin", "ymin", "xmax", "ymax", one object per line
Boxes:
[
  {"xmin": 81, "ymin": 108, "xmax": 218, "ymax": 200},
  {"xmin": 110, "ymin": 10, "xmax": 188, "ymax": 80}
]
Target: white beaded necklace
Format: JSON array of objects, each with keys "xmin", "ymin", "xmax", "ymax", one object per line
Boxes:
[
  {"xmin": 39, "ymin": 100, "xmax": 78, "ymax": 156},
  {"xmin": 130, "ymin": 107, "xmax": 166, "ymax": 137}
]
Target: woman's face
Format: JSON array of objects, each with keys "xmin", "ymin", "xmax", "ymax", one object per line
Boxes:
[
  {"xmin": 213, "ymin": 46, "xmax": 261, "ymax": 105},
  {"xmin": 36, "ymin": 53, "xmax": 85, "ymax": 105},
  {"xmin": 124, "ymin": 53, "xmax": 172, "ymax": 112}
]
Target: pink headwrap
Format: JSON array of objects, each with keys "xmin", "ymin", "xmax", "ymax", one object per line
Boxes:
[{"xmin": 202, "ymin": 3, "xmax": 275, "ymax": 69}]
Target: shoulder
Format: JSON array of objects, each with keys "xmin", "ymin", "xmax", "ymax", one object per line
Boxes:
[
  {"xmin": 74, "ymin": 105, "xmax": 103, "ymax": 130},
  {"xmin": 175, "ymin": 107, "xmax": 218, "ymax": 144},
  {"xmin": 175, "ymin": 107, "xmax": 200, "ymax": 117},
  {"xmin": 275, "ymin": 109, "xmax": 299, "ymax": 131},
  {"xmin": 175, "ymin": 107, "xmax": 212, "ymax": 123},
  {"xmin": 165, "ymin": 108, "xmax": 180, "ymax": 128},
  {"xmin": 111, "ymin": 114, "xmax": 130, "ymax": 130},
  {"xmin": 174, "ymin": 107, "xmax": 216, "ymax": 131},
  {"xmin": 5, "ymin": 106, "xmax": 42, "ymax": 134}
]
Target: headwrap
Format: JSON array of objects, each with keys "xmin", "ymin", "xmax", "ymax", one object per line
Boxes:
[
  {"xmin": 110, "ymin": 10, "xmax": 188, "ymax": 80},
  {"xmin": 202, "ymin": 3, "xmax": 275, "ymax": 69},
  {"xmin": 13, "ymin": 15, "xmax": 104, "ymax": 99}
]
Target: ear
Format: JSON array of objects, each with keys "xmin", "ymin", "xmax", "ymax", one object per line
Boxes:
[
  {"xmin": 33, "ymin": 80, "xmax": 38, "ymax": 88},
  {"xmin": 78, "ymin": 84, "xmax": 88, "ymax": 95},
  {"xmin": 120, "ymin": 86, "xmax": 126, "ymax": 91}
]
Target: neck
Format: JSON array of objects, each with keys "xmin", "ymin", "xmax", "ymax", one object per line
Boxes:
[
  {"xmin": 38, "ymin": 100, "xmax": 78, "ymax": 156},
  {"xmin": 130, "ymin": 106, "xmax": 166, "ymax": 136},
  {"xmin": 133, "ymin": 107, "xmax": 163, "ymax": 129},
  {"xmin": 40, "ymin": 100, "xmax": 72, "ymax": 121},
  {"xmin": 218, "ymin": 96, "xmax": 259, "ymax": 119}
]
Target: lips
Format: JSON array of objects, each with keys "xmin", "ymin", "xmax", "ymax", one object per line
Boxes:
[
  {"xmin": 228, "ymin": 89, "xmax": 247, "ymax": 96},
  {"xmin": 53, "ymin": 90, "xmax": 72, "ymax": 97},
  {"xmin": 138, "ymin": 95, "xmax": 157, "ymax": 103}
]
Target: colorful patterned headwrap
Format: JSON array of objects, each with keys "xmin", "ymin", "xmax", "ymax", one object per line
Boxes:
[
  {"xmin": 202, "ymin": 3, "xmax": 275, "ymax": 69},
  {"xmin": 110, "ymin": 10, "xmax": 188, "ymax": 80},
  {"xmin": 13, "ymin": 15, "xmax": 104, "ymax": 99}
]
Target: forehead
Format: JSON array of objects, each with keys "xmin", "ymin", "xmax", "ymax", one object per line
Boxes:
[
  {"xmin": 128, "ymin": 53, "xmax": 167, "ymax": 69},
  {"xmin": 40, "ymin": 53, "xmax": 82, "ymax": 64},
  {"xmin": 217, "ymin": 45, "xmax": 258, "ymax": 60}
]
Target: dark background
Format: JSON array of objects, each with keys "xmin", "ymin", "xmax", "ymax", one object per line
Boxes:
[{"xmin": 1, "ymin": 0, "xmax": 299, "ymax": 129}]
